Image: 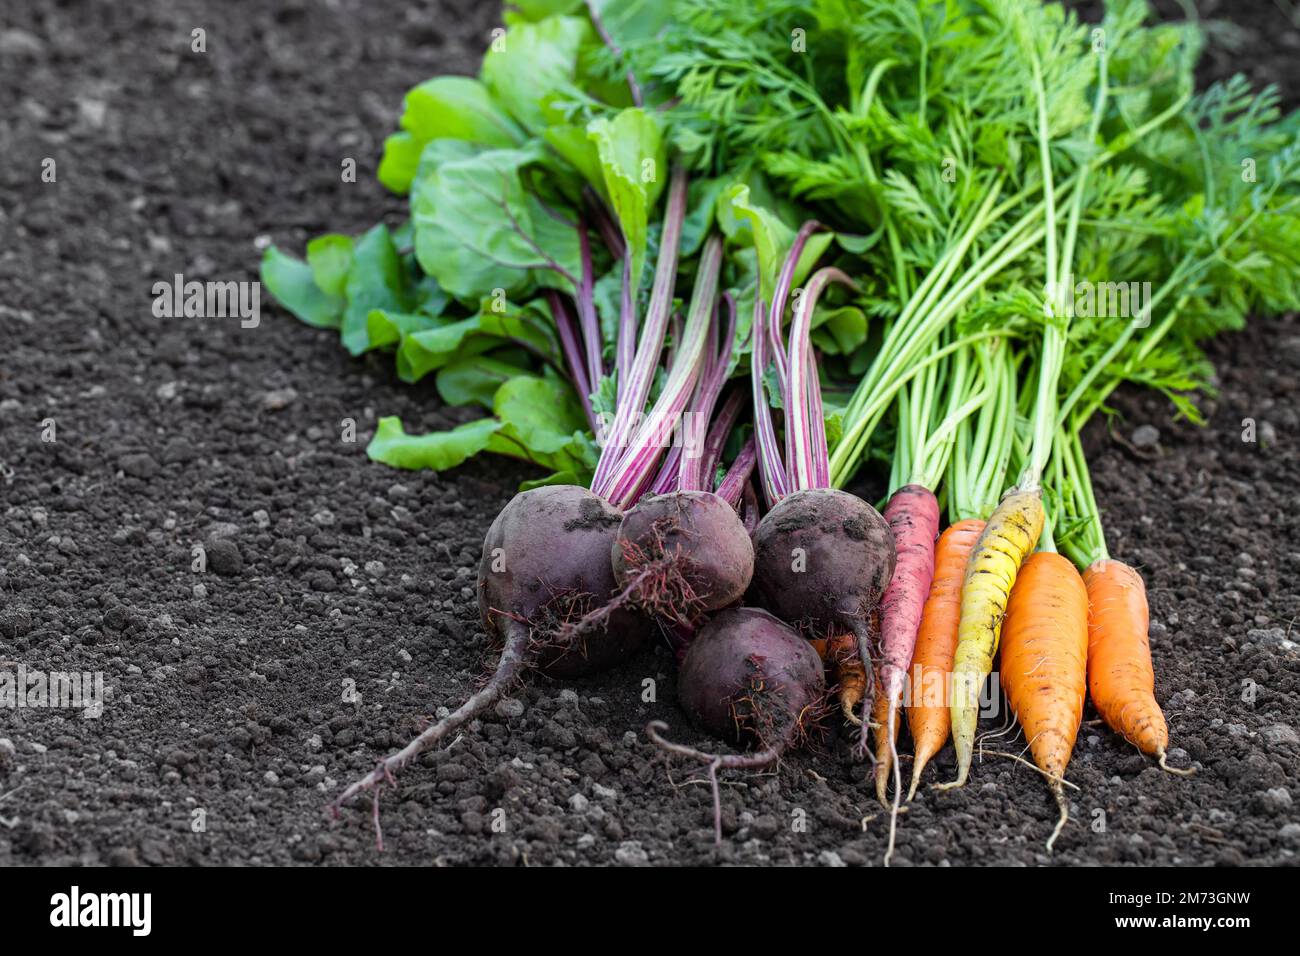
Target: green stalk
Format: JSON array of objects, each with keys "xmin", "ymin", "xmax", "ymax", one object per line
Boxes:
[{"xmin": 1018, "ymin": 29, "xmax": 1109, "ymax": 497}]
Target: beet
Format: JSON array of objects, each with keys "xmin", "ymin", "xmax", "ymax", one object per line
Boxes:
[
  {"xmin": 478, "ymin": 484, "xmax": 649, "ymax": 677},
  {"xmin": 556, "ymin": 488, "xmax": 753, "ymax": 650},
  {"xmin": 648, "ymin": 606, "xmax": 826, "ymax": 843},
  {"xmin": 612, "ymin": 489, "xmax": 754, "ymax": 619},
  {"xmin": 678, "ymin": 607, "xmax": 824, "ymax": 746},
  {"xmin": 751, "ymin": 487, "xmax": 895, "ymax": 642}
]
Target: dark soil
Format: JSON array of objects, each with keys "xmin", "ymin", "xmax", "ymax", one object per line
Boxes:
[{"xmin": 1, "ymin": 0, "xmax": 1297, "ymax": 867}]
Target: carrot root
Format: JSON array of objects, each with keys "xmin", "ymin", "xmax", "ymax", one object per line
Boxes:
[
  {"xmin": 1001, "ymin": 552, "xmax": 1088, "ymax": 852},
  {"xmin": 1158, "ymin": 749, "xmax": 1196, "ymax": 776},
  {"xmin": 906, "ymin": 519, "xmax": 986, "ymax": 799},
  {"xmin": 1046, "ymin": 779, "xmax": 1069, "ymax": 852}
]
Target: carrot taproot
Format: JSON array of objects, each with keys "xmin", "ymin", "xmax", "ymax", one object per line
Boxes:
[
  {"xmin": 870, "ymin": 666, "xmax": 897, "ymax": 771},
  {"xmin": 906, "ymin": 518, "xmax": 985, "ymax": 799},
  {"xmin": 1000, "ymin": 550, "xmax": 1089, "ymax": 851},
  {"xmin": 1082, "ymin": 559, "xmax": 1192, "ymax": 775},
  {"xmin": 875, "ymin": 485, "xmax": 940, "ymax": 799},
  {"xmin": 826, "ymin": 633, "xmax": 866, "ymax": 723},
  {"xmin": 945, "ymin": 488, "xmax": 1044, "ymax": 788}
]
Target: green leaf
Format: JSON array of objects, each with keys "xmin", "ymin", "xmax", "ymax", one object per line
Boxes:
[
  {"xmin": 260, "ymin": 246, "xmax": 342, "ymax": 330},
  {"xmin": 365, "ymin": 310, "xmax": 440, "ymax": 351},
  {"xmin": 491, "ymin": 375, "xmax": 587, "ymax": 456},
  {"xmin": 476, "ymin": 300, "xmax": 559, "ymax": 357},
  {"xmin": 587, "ymin": 108, "xmax": 666, "ymax": 292},
  {"xmin": 306, "ymin": 234, "xmax": 354, "ymax": 298},
  {"xmin": 436, "ymin": 355, "xmax": 532, "ymax": 408},
  {"xmin": 722, "ymin": 182, "xmax": 832, "ymax": 302},
  {"xmin": 589, "ymin": 372, "xmax": 618, "ymax": 424},
  {"xmin": 397, "ymin": 317, "xmax": 489, "ymax": 382},
  {"xmin": 480, "ymin": 15, "xmax": 590, "ymax": 133},
  {"xmin": 519, "ymin": 470, "xmax": 583, "ymax": 490},
  {"xmin": 681, "ymin": 177, "xmax": 726, "ymax": 258},
  {"xmin": 543, "ymin": 123, "xmax": 606, "ymax": 191},
  {"xmin": 378, "ymin": 132, "xmax": 425, "ymax": 194},
  {"xmin": 589, "ymin": 0, "xmax": 670, "ymax": 48},
  {"xmin": 377, "ymin": 79, "xmax": 525, "ymax": 195},
  {"xmin": 413, "ymin": 275, "xmax": 450, "ymax": 318},
  {"xmin": 366, "ymin": 416, "xmax": 502, "ymax": 471},
  {"xmin": 341, "ymin": 224, "xmax": 412, "ymax": 355},
  {"xmin": 400, "ymin": 76, "xmax": 524, "ymax": 147},
  {"xmin": 509, "ymin": 0, "xmax": 584, "ymax": 20},
  {"xmin": 811, "ymin": 305, "xmax": 868, "ymax": 355},
  {"xmin": 411, "ymin": 140, "xmax": 581, "ymax": 301}
]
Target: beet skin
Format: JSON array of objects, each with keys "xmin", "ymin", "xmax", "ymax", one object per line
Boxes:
[
  {"xmin": 677, "ymin": 606, "xmax": 825, "ymax": 749},
  {"xmin": 477, "ymin": 485, "xmax": 649, "ymax": 677},
  {"xmin": 751, "ymin": 487, "xmax": 895, "ymax": 640},
  {"xmin": 612, "ymin": 489, "xmax": 754, "ymax": 616}
]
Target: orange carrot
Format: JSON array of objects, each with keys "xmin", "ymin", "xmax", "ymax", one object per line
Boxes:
[
  {"xmin": 1000, "ymin": 551, "xmax": 1089, "ymax": 851},
  {"xmin": 870, "ymin": 667, "xmax": 896, "ymax": 802},
  {"xmin": 1083, "ymin": 559, "xmax": 1192, "ymax": 775},
  {"xmin": 827, "ymin": 633, "xmax": 866, "ymax": 722},
  {"xmin": 905, "ymin": 519, "xmax": 985, "ymax": 799}
]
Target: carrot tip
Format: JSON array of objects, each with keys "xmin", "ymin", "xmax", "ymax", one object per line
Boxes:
[
  {"xmin": 1045, "ymin": 782, "xmax": 1069, "ymax": 852},
  {"xmin": 1157, "ymin": 750, "xmax": 1195, "ymax": 777},
  {"xmin": 905, "ymin": 772, "xmax": 922, "ymax": 803}
]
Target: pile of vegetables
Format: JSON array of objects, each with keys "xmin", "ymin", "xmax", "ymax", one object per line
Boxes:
[{"xmin": 264, "ymin": 0, "xmax": 1300, "ymax": 858}]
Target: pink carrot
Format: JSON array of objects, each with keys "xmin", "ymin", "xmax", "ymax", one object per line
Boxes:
[
  {"xmin": 878, "ymin": 484, "xmax": 941, "ymax": 710},
  {"xmin": 872, "ymin": 483, "xmax": 939, "ymax": 864}
]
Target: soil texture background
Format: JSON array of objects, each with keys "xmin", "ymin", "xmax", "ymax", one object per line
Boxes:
[{"xmin": 0, "ymin": 0, "xmax": 1297, "ymax": 866}]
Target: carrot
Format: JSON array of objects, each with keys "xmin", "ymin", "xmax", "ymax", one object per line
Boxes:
[
  {"xmin": 1000, "ymin": 551, "xmax": 1089, "ymax": 851},
  {"xmin": 906, "ymin": 518, "xmax": 985, "ymax": 799},
  {"xmin": 870, "ymin": 663, "xmax": 895, "ymax": 790},
  {"xmin": 1082, "ymin": 559, "xmax": 1192, "ymax": 775},
  {"xmin": 874, "ymin": 484, "xmax": 940, "ymax": 801},
  {"xmin": 946, "ymin": 488, "xmax": 1044, "ymax": 787},
  {"xmin": 826, "ymin": 633, "xmax": 866, "ymax": 722}
]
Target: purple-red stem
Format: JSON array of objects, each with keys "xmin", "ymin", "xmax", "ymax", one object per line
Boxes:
[
  {"xmin": 599, "ymin": 235, "xmax": 722, "ymax": 510},
  {"xmin": 592, "ymin": 168, "xmax": 688, "ymax": 491},
  {"xmin": 680, "ymin": 294, "xmax": 735, "ymax": 491},
  {"xmin": 617, "ymin": 255, "xmax": 635, "ymax": 391},
  {"xmin": 751, "ymin": 294, "xmax": 789, "ymax": 507},
  {"xmin": 547, "ymin": 290, "xmax": 595, "ymax": 431},
  {"xmin": 648, "ymin": 445, "xmax": 683, "ymax": 496},
  {"xmin": 766, "ymin": 220, "xmax": 821, "ymax": 400},
  {"xmin": 576, "ymin": 221, "xmax": 603, "ymax": 392},
  {"xmin": 695, "ymin": 388, "xmax": 744, "ymax": 493},
  {"xmin": 785, "ymin": 265, "xmax": 855, "ymax": 491},
  {"xmin": 584, "ymin": 186, "xmax": 626, "ymax": 259},
  {"xmin": 715, "ymin": 437, "xmax": 757, "ymax": 508},
  {"xmin": 740, "ymin": 480, "xmax": 761, "ymax": 534},
  {"xmin": 808, "ymin": 351, "xmax": 830, "ymax": 488}
]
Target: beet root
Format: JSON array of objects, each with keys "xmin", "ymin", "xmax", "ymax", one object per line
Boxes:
[
  {"xmin": 556, "ymin": 489, "xmax": 754, "ymax": 650},
  {"xmin": 678, "ymin": 606, "xmax": 825, "ymax": 746},
  {"xmin": 335, "ymin": 485, "xmax": 650, "ymax": 846},
  {"xmin": 648, "ymin": 606, "xmax": 825, "ymax": 843},
  {"xmin": 750, "ymin": 488, "xmax": 894, "ymax": 717},
  {"xmin": 478, "ymin": 484, "xmax": 649, "ymax": 677},
  {"xmin": 612, "ymin": 490, "xmax": 754, "ymax": 620}
]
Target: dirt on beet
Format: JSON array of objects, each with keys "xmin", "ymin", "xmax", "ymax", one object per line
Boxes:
[{"xmin": 0, "ymin": 0, "xmax": 1297, "ymax": 867}]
